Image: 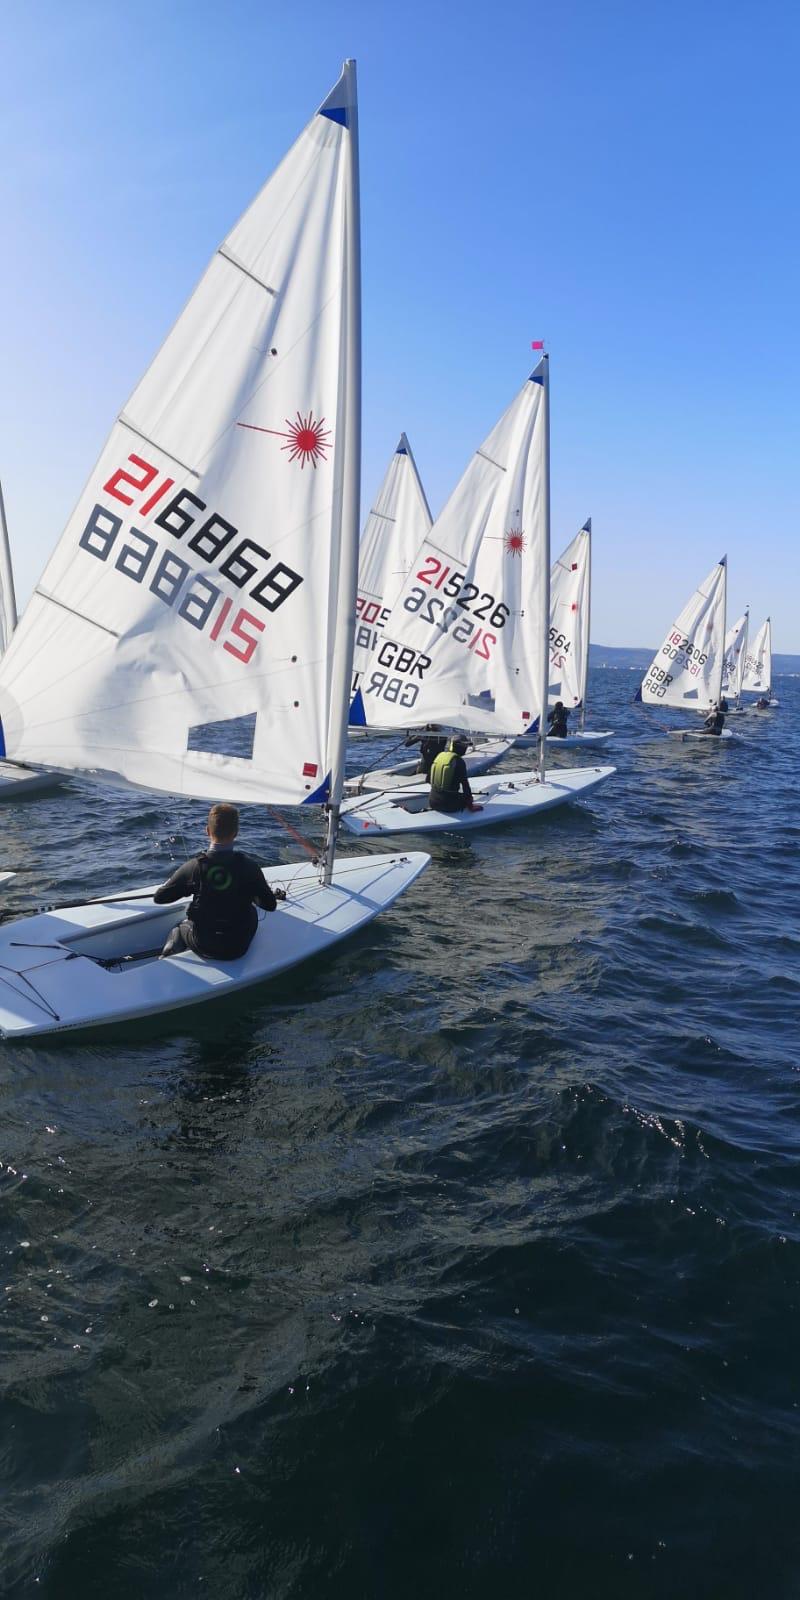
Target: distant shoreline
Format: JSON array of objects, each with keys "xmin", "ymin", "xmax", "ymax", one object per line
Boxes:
[{"xmin": 590, "ymin": 643, "xmax": 799, "ymax": 672}]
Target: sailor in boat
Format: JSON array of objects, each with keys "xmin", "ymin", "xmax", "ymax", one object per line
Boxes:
[
  {"xmin": 547, "ymin": 701, "xmax": 569, "ymax": 738},
  {"xmin": 703, "ymin": 703, "xmax": 726, "ymax": 736},
  {"xmin": 429, "ymin": 738, "xmax": 483, "ymax": 815},
  {"xmin": 404, "ymin": 724, "xmax": 448, "ymax": 779},
  {"xmin": 154, "ymin": 803, "xmax": 284, "ymax": 960},
  {"xmin": 719, "ymin": 694, "xmax": 730, "ymax": 713},
  {"xmin": 755, "ymin": 696, "xmax": 770, "ymax": 710}
]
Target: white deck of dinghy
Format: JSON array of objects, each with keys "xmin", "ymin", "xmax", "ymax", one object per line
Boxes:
[
  {"xmin": 0, "ymin": 853, "xmax": 429, "ymax": 1039},
  {"xmin": 514, "ymin": 730, "xmax": 614, "ymax": 750},
  {"xmin": 340, "ymin": 765, "xmax": 615, "ymax": 836}
]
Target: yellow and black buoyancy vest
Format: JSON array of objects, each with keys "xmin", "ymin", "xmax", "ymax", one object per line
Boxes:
[{"xmin": 430, "ymin": 749, "xmax": 461, "ymax": 793}]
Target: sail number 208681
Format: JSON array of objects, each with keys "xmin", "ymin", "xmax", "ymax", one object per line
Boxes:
[{"xmin": 76, "ymin": 452, "xmax": 304, "ymax": 665}]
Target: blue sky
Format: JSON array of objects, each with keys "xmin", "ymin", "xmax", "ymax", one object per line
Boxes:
[{"xmin": 1, "ymin": 0, "xmax": 798, "ymax": 648}]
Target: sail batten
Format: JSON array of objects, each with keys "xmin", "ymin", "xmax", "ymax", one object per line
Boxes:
[{"xmin": 0, "ymin": 66, "xmax": 360, "ymax": 810}]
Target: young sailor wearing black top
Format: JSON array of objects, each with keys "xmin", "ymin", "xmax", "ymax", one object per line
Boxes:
[
  {"xmin": 404, "ymin": 724, "xmax": 448, "ymax": 779},
  {"xmin": 547, "ymin": 701, "xmax": 569, "ymax": 738},
  {"xmin": 703, "ymin": 704, "xmax": 726, "ymax": 736},
  {"xmin": 155, "ymin": 802, "xmax": 284, "ymax": 960}
]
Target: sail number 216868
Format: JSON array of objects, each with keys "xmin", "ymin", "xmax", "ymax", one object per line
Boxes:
[{"xmin": 75, "ymin": 452, "xmax": 305, "ymax": 666}]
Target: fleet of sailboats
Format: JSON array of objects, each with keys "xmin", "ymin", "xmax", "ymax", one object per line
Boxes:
[
  {"xmin": 339, "ymin": 356, "xmax": 614, "ymax": 835},
  {"xmin": 0, "ymin": 61, "xmax": 786, "ymax": 1034}
]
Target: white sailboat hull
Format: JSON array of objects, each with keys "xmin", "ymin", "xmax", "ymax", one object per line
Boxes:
[
  {"xmin": 667, "ymin": 728, "xmax": 739, "ymax": 743},
  {"xmin": 344, "ymin": 737, "xmax": 513, "ymax": 795},
  {"xmin": 514, "ymin": 730, "xmax": 614, "ymax": 750},
  {"xmin": 0, "ymin": 852, "xmax": 430, "ymax": 1039},
  {"xmin": 340, "ymin": 764, "xmax": 615, "ymax": 837},
  {"xmin": 0, "ymin": 761, "xmax": 65, "ymax": 800}
]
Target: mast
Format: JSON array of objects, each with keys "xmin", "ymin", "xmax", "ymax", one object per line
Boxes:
[
  {"xmin": 537, "ymin": 353, "xmax": 551, "ymax": 781},
  {"xmin": 713, "ymin": 556, "xmax": 727, "ymax": 709},
  {"xmin": 735, "ymin": 607, "xmax": 749, "ymax": 707},
  {"xmin": 323, "ymin": 59, "xmax": 361, "ymax": 884},
  {"xmin": 0, "ymin": 477, "xmax": 18, "ymax": 651},
  {"xmin": 580, "ymin": 515, "xmax": 591, "ymax": 732}
]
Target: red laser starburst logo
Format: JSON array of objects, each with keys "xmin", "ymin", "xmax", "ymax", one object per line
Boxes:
[
  {"xmin": 504, "ymin": 527, "xmax": 525, "ymax": 557},
  {"xmin": 237, "ymin": 410, "xmax": 332, "ymax": 469}
]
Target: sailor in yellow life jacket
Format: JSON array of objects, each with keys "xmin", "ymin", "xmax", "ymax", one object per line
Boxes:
[{"xmin": 429, "ymin": 737, "xmax": 483, "ymax": 814}]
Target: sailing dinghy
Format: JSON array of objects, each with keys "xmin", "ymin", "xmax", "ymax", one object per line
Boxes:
[
  {"xmin": 346, "ymin": 437, "xmax": 513, "ymax": 788},
  {"xmin": 350, "ymin": 433, "xmax": 433, "ymax": 707},
  {"xmin": 0, "ymin": 62, "xmax": 428, "ymax": 1039},
  {"xmin": 342, "ymin": 354, "xmax": 614, "ymax": 836},
  {"xmin": 0, "ymin": 480, "xmax": 64, "ymax": 799},
  {"xmin": 720, "ymin": 608, "xmax": 748, "ymax": 713},
  {"xmin": 639, "ymin": 558, "xmax": 738, "ymax": 741},
  {"xmin": 741, "ymin": 617, "xmax": 778, "ymax": 706},
  {"xmin": 515, "ymin": 519, "xmax": 612, "ymax": 750},
  {"xmin": 344, "ymin": 734, "xmax": 513, "ymax": 795}
]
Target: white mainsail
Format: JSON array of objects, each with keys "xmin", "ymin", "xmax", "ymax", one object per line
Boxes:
[
  {"xmin": 742, "ymin": 616, "xmax": 772, "ymax": 694},
  {"xmin": 549, "ymin": 519, "xmax": 590, "ymax": 715},
  {"xmin": 351, "ymin": 435, "xmax": 432, "ymax": 696},
  {"xmin": 0, "ymin": 478, "xmax": 18, "ymax": 656},
  {"xmin": 0, "ymin": 66, "xmax": 360, "ymax": 816},
  {"xmin": 721, "ymin": 609, "xmax": 748, "ymax": 703},
  {"xmin": 354, "ymin": 360, "xmax": 550, "ymax": 747},
  {"xmin": 640, "ymin": 558, "xmax": 727, "ymax": 712}
]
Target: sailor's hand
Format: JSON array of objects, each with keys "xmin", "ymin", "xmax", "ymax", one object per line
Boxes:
[
  {"xmin": 274, "ymin": 887, "xmax": 287, "ymax": 901},
  {"xmin": 468, "ymin": 803, "xmax": 484, "ymax": 813}
]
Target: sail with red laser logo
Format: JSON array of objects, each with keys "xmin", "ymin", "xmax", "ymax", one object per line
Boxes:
[
  {"xmin": 0, "ymin": 68, "xmax": 358, "ymax": 808},
  {"xmin": 355, "ymin": 361, "xmax": 549, "ymax": 738}
]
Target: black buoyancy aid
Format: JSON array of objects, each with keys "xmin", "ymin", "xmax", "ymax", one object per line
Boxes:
[{"xmin": 189, "ymin": 852, "xmax": 258, "ymax": 943}]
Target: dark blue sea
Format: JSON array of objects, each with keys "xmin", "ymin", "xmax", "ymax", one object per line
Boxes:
[{"xmin": 1, "ymin": 670, "xmax": 798, "ymax": 1598}]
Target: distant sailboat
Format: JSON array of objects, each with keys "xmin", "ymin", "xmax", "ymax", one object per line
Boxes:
[
  {"xmin": 515, "ymin": 518, "xmax": 613, "ymax": 750},
  {"xmin": 0, "ymin": 479, "xmax": 65, "ymax": 800},
  {"xmin": 638, "ymin": 557, "xmax": 736, "ymax": 741},
  {"xmin": 721, "ymin": 608, "xmax": 748, "ymax": 712},
  {"xmin": 346, "ymin": 434, "xmax": 512, "ymax": 791},
  {"xmin": 350, "ymin": 434, "xmax": 432, "ymax": 707},
  {"xmin": 0, "ymin": 62, "xmax": 429, "ymax": 1037},
  {"xmin": 741, "ymin": 617, "xmax": 778, "ymax": 706},
  {"xmin": 341, "ymin": 354, "xmax": 614, "ymax": 836}
]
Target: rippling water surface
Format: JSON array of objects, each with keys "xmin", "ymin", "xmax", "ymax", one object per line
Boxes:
[{"xmin": 1, "ymin": 672, "xmax": 798, "ymax": 1598}]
